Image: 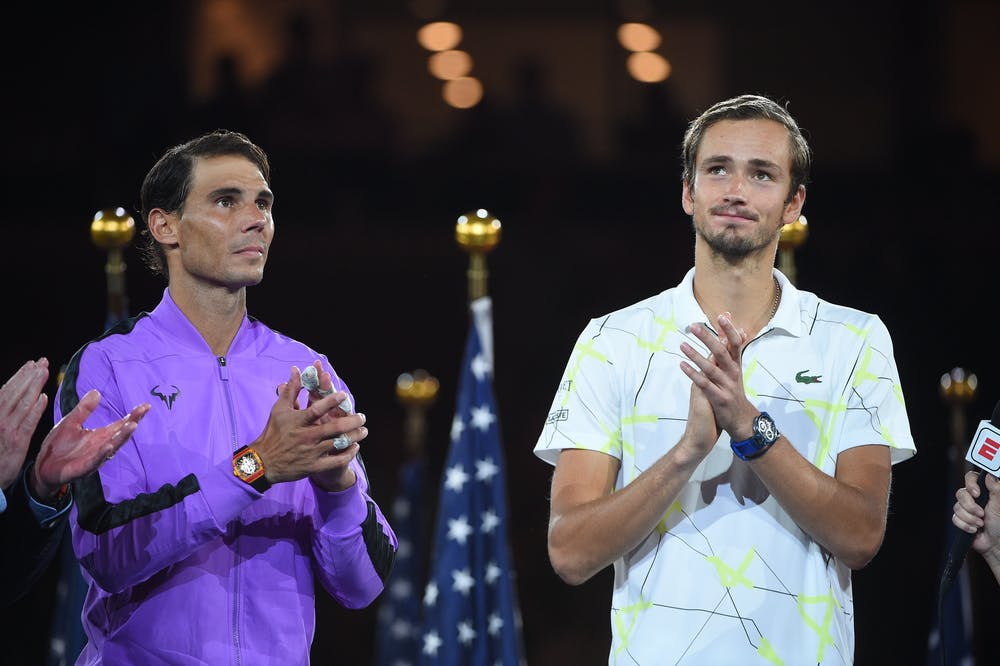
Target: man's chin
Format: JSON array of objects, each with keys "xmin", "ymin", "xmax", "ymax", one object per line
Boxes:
[
  {"xmin": 223, "ymin": 273, "xmax": 265, "ymax": 289},
  {"xmin": 700, "ymin": 231, "xmax": 752, "ymax": 256}
]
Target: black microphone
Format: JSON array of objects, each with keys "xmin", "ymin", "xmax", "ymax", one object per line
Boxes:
[{"xmin": 939, "ymin": 398, "xmax": 1000, "ymax": 595}]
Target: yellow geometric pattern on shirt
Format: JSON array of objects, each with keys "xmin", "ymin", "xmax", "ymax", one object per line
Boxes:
[
  {"xmin": 655, "ymin": 500, "xmax": 685, "ymax": 535},
  {"xmin": 575, "ymin": 422, "xmax": 623, "ymax": 458},
  {"xmin": 757, "ymin": 637, "xmax": 784, "ymax": 666},
  {"xmin": 636, "ymin": 314, "xmax": 678, "ymax": 354},
  {"xmin": 704, "ymin": 549, "xmax": 838, "ymax": 664},
  {"xmin": 850, "ymin": 340, "xmax": 879, "ymax": 390},
  {"xmin": 741, "ymin": 346, "xmax": 847, "ymax": 467},
  {"xmin": 797, "ymin": 588, "xmax": 841, "ymax": 663},
  {"xmin": 705, "ymin": 547, "xmax": 756, "ymax": 589},
  {"xmin": 844, "ymin": 322, "xmax": 867, "ymax": 338},
  {"xmin": 744, "ymin": 358, "xmax": 760, "ymax": 398},
  {"xmin": 560, "ymin": 339, "xmax": 608, "ymax": 407},
  {"xmin": 851, "ymin": 338, "xmax": 906, "ymax": 448},
  {"xmin": 850, "ymin": 337, "xmax": 906, "ymax": 450},
  {"xmin": 892, "ymin": 383, "xmax": 905, "ymax": 406},
  {"xmin": 622, "ymin": 408, "xmax": 657, "ymax": 484},
  {"xmin": 802, "ymin": 398, "xmax": 847, "ymax": 467},
  {"xmin": 611, "ymin": 598, "xmax": 653, "ymax": 659}
]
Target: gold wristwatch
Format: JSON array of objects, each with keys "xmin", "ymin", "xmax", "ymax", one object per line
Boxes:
[{"xmin": 233, "ymin": 446, "xmax": 272, "ymax": 492}]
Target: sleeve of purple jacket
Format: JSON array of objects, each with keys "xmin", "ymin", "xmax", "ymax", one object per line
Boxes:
[
  {"xmin": 309, "ymin": 357, "xmax": 397, "ymax": 607},
  {"xmin": 308, "ymin": 467, "xmax": 397, "ymax": 608}
]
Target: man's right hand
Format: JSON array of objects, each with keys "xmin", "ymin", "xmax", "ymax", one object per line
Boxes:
[
  {"xmin": 31, "ymin": 390, "xmax": 150, "ymax": 502},
  {"xmin": 679, "ymin": 380, "xmax": 720, "ymax": 463},
  {"xmin": 250, "ymin": 367, "xmax": 368, "ymax": 487}
]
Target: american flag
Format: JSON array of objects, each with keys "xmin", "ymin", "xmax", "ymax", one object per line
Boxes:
[
  {"xmin": 418, "ymin": 297, "xmax": 524, "ymax": 666},
  {"xmin": 374, "ymin": 456, "xmax": 429, "ymax": 666}
]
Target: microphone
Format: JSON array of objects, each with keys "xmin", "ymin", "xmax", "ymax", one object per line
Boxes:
[{"xmin": 939, "ymin": 398, "xmax": 1000, "ymax": 594}]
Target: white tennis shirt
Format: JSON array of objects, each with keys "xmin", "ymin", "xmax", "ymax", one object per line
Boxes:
[{"xmin": 534, "ymin": 267, "xmax": 916, "ymax": 665}]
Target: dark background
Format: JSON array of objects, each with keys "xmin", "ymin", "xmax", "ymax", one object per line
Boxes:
[{"xmin": 2, "ymin": 1, "xmax": 999, "ymax": 664}]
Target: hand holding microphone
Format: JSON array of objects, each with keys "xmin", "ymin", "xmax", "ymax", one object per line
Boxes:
[
  {"xmin": 941, "ymin": 399, "xmax": 1000, "ymax": 591},
  {"xmin": 952, "ymin": 465, "xmax": 1000, "ymax": 585}
]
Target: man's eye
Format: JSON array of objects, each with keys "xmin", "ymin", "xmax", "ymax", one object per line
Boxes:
[
  {"xmin": 257, "ymin": 200, "xmax": 271, "ymax": 211},
  {"xmin": 752, "ymin": 171, "xmax": 774, "ymax": 181},
  {"xmin": 707, "ymin": 165, "xmax": 726, "ymax": 175},
  {"xmin": 216, "ymin": 197, "xmax": 234, "ymax": 207}
]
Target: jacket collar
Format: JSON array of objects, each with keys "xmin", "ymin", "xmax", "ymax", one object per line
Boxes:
[{"xmin": 149, "ymin": 287, "xmax": 255, "ymax": 354}]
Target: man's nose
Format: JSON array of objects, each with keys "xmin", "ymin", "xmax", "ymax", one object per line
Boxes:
[
  {"xmin": 243, "ymin": 208, "xmax": 268, "ymax": 232},
  {"xmin": 723, "ymin": 175, "xmax": 747, "ymax": 201}
]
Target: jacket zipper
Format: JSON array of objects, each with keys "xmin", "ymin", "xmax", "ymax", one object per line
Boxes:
[{"xmin": 219, "ymin": 355, "xmax": 243, "ymax": 666}]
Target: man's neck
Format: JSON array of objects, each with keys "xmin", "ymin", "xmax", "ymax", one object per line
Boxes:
[
  {"xmin": 692, "ymin": 245, "xmax": 780, "ymax": 339},
  {"xmin": 167, "ymin": 281, "xmax": 247, "ymax": 357}
]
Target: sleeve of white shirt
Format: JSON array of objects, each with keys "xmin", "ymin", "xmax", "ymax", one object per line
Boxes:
[
  {"xmin": 835, "ymin": 315, "xmax": 916, "ymax": 464},
  {"xmin": 534, "ymin": 316, "xmax": 623, "ymax": 466}
]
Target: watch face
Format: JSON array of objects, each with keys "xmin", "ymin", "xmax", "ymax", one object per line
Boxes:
[
  {"xmin": 236, "ymin": 453, "xmax": 260, "ymax": 476},
  {"xmin": 754, "ymin": 414, "xmax": 779, "ymax": 444}
]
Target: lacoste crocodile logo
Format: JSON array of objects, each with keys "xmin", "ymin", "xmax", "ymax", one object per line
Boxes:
[
  {"xmin": 795, "ymin": 370, "xmax": 822, "ymax": 385},
  {"xmin": 151, "ymin": 384, "xmax": 182, "ymax": 409}
]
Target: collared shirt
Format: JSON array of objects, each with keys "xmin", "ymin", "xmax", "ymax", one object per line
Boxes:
[{"xmin": 534, "ymin": 267, "xmax": 916, "ymax": 665}]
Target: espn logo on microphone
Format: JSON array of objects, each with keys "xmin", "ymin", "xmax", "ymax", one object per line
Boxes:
[{"xmin": 966, "ymin": 420, "xmax": 1000, "ymax": 474}]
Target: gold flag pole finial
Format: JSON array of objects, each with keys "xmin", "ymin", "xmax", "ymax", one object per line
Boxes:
[
  {"xmin": 778, "ymin": 215, "xmax": 808, "ymax": 286},
  {"xmin": 396, "ymin": 369, "xmax": 440, "ymax": 458},
  {"xmin": 940, "ymin": 367, "xmax": 978, "ymax": 482},
  {"xmin": 455, "ymin": 209, "xmax": 501, "ymax": 302},
  {"xmin": 90, "ymin": 207, "xmax": 136, "ymax": 327}
]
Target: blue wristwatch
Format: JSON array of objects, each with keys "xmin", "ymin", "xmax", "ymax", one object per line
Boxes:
[{"xmin": 730, "ymin": 412, "xmax": 780, "ymax": 461}]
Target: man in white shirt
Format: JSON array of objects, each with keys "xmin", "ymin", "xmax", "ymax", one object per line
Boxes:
[{"xmin": 534, "ymin": 94, "xmax": 916, "ymax": 665}]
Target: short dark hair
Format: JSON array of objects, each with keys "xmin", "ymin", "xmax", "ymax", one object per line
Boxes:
[
  {"xmin": 137, "ymin": 129, "xmax": 271, "ymax": 279},
  {"xmin": 681, "ymin": 94, "xmax": 812, "ymax": 202}
]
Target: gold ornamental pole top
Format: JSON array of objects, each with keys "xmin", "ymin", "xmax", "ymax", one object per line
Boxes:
[
  {"xmin": 940, "ymin": 367, "xmax": 978, "ymax": 479},
  {"xmin": 90, "ymin": 207, "xmax": 136, "ymax": 249},
  {"xmin": 91, "ymin": 207, "xmax": 136, "ymax": 328},
  {"xmin": 777, "ymin": 215, "xmax": 808, "ymax": 286},
  {"xmin": 455, "ymin": 209, "xmax": 502, "ymax": 302},
  {"xmin": 396, "ymin": 369, "xmax": 440, "ymax": 458}
]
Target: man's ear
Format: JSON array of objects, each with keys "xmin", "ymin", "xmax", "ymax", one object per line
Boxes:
[
  {"xmin": 681, "ymin": 180, "xmax": 695, "ymax": 216},
  {"xmin": 147, "ymin": 209, "xmax": 178, "ymax": 245},
  {"xmin": 782, "ymin": 185, "xmax": 806, "ymax": 225}
]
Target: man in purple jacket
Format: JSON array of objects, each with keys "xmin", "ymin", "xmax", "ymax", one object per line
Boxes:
[{"xmin": 55, "ymin": 129, "xmax": 397, "ymax": 664}]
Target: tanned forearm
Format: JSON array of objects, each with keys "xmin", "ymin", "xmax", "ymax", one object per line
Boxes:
[
  {"xmin": 548, "ymin": 439, "xmax": 705, "ymax": 585},
  {"xmin": 746, "ymin": 439, "xmax": 891, "ymax": 569}
]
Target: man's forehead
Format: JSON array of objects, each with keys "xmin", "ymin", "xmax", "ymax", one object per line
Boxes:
[
  {"xmin": 190, "ymin": 155, "xmax": 268, "ymax": 190},
  {"xmin": 697, "ymin": 118, "xmax": 791, "ymax": 167}
]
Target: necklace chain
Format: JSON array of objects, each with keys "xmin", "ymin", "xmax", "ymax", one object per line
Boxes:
[{"xmin": 768, "ymin": 276, "xmax": 782, "ymax": 321}]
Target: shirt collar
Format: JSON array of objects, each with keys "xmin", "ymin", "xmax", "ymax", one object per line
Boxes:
[{"xmin": 673, "ymin": 267, "xmax": 804, "ymax": 338}]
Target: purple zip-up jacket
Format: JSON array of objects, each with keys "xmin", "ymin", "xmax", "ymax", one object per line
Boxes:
[{"xmin": 56, "ymin": 289, "xmax": 397, "ymax": 665}]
